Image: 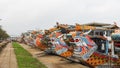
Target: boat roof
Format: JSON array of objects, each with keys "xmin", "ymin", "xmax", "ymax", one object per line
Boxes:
[{"xmin": 83, "ymin": 22, "xmax": 111, "ymax": 26}]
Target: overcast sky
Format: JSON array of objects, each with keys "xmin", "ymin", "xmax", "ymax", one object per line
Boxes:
[{"xmin": 0, "ymin": 0, "xmax": 120, "ymax": 36}]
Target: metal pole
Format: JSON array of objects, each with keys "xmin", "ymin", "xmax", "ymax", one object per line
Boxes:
[
  {"xmin": 82, "ymin": 25, "xmax": 84, "ymax": 33},
  {"xmin": 111, "ymin": 41, "xmax": 115, "ymax": 56}
]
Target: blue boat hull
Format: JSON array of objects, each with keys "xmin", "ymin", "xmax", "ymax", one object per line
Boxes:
[{"xmin": 111, "ymin": 34, "xmax": 120, "ymax": 41}]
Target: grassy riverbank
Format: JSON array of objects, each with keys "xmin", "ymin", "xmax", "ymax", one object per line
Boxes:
[{"xmin": 12, "ymin": 42, "xmax": 47, "ymax": 68}]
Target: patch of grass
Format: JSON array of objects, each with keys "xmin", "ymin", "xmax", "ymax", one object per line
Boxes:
[{"xmin": 12, "ymin": 42, "xmax": 47, "ymax": 68}]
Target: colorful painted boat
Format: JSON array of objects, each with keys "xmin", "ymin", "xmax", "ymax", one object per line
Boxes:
[{"xmin": 20, "ymin": 24, "xmax": 120, "ymax": 68}]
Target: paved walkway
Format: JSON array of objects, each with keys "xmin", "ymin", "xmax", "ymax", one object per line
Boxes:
[{"xmin": 0, "ymin": 43, "xmax": 18, "ymax": 68}]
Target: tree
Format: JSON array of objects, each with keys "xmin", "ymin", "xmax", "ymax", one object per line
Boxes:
[{"xmin": 0, "ymin": 26, "xmax": 9, "ymax": 40}]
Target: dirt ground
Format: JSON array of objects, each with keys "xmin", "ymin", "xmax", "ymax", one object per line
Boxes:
[
  {"xmin": 20, "ymin": 44, "xmax": 89, "ymax": 68},
  {"xmin": 0, "ymin": 43, "xmax": 18, "ymax": 68}
]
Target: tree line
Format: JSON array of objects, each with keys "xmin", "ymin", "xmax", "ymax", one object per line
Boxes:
[{"xmin": 0, "ymin": 26, "xmax": 9, "ymax": 40}]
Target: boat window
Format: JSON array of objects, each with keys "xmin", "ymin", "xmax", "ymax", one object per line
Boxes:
[
  {"xmin": 95, "ymin": 32, "xmax": 99, "ymax": 35},
  {"xmin": 100, "ymin": 32, "xmax": 103, "ymax": 36}
]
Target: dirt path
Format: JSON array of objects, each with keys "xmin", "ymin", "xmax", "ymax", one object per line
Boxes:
[
  {"xmin": 0, "ymin": 43, "xmax": 18, "ymax": 68},
  {"xmin": 20, "ymin": 44, "xmax": 89, "ymax": 68}
]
